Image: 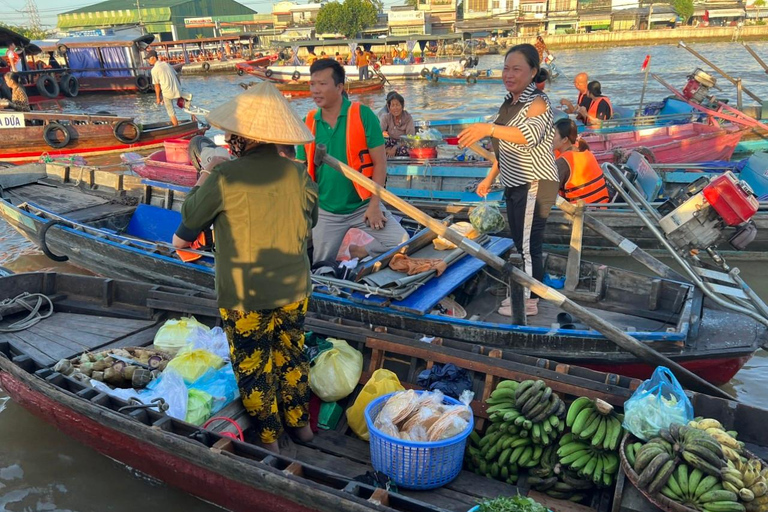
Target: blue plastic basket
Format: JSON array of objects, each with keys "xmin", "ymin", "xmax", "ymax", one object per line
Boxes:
[{"xmin": 364, "ymin": 391, "xmax": 474, "ymax": 490}]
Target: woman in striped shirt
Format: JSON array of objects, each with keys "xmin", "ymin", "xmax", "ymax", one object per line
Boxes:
[{"xmin": 458, "ymin": 44, "xmax": 559, "ymax": 317}]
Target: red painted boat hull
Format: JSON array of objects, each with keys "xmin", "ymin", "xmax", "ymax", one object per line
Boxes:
[
  {"xmin": 583, "ymin": 354, "xmax": 752, "ymax": 386},
  {"xmin": 134, "ymin": 149, "xmax": 198, "ymax": 187},
  {"xmin": 0, "ymin": 371, "xmax": 318, "ymax": 512},
  {"xmin": 583, "ymin": 123, "xmax": 744, "ymax": 165}
]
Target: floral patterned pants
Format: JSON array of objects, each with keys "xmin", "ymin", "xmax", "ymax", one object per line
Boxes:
[{"xmin": 220, "ymin": 298, "xmax": 311, "ymax": 444}]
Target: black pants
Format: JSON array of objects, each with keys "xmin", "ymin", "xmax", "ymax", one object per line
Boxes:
[{"xmin": 504, "ymin": 180, "xmax": 559, "ymax": 299}]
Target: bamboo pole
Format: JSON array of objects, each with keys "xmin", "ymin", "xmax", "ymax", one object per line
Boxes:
[{"xmin": 313, "ymin": 144, "xmax": 733, "ymax": 400}]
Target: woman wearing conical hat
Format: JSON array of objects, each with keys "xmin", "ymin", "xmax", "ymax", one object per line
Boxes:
[{"xmin": 173, "ymin": 81, "xmax": 318, "ymax": 454}]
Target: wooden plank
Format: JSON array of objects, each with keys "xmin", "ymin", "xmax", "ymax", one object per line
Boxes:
[
  {"xmin": 0, "ymin": 332, "xmax": 58, "ymax": 366},
  {"xmin": 0, "ymin": 164, "xmax": 46, "ymax": 189},
  {"xmin": 565, "ymin": 202, "xmax": 585, "ymax": 292},
  {"xmin": 529, "ymin": 490, "xmax": 597, "ymax": 512}
]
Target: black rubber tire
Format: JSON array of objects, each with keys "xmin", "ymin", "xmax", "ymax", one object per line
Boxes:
[
  {"xmin": 459, "ymin": 57, "xmax": 468, "ymax": 68},
  {"xmin": 113, "ymin": 120, "xmax": 141, "ymax": 144},
  {"xmin": 36, "ymin": 75, "xmax": 59, "ymax": 98},
  {"xmin": 472, "ymin": 56, "xmax": 480, "ymax": 67},
  {"xmin": 43, "ymin": 122, "xmax": 70, "ymax": 149},
  {"xmin": 237, "ymin": 68, "xmax": 244, "ymax": 76},
  {"xmin": 136, "ymin": 75, "xmax": 151, "ymax": 93},
  {"xmin": 265, "ymin": 68, "xmax": 273, "ymax": 78},
  {"xmin": 59, "ymin": 73, "xmax": 79, "ymax": 97},
  {"xmin": 420, "ymin": 68, "xmax": 430, "ymax": 78},
  {"xmin": 188, "ymin": 135, "xmax": 217, "ymax": 172},
  {"xmin": 202, "ymin": 62, "xmax": 210, "ymax": 72},
  {"xmin": 292, "ymin": 71, "xmax": 301, "ymax": 81},
  {"xmin": 39, "ymin": 220, "xmax": 70, "ymax": 262}
]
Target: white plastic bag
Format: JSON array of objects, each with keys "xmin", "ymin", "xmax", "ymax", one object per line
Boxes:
[
  {"xmin": 187, "ymin": 326, "xmax": 231, "ymax": 362},
  {"xmin": 90, "ymin": 370, "xmax": 189, "ymax": 421}
]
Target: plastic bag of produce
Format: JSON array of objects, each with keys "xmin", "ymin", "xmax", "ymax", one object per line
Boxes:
[
  {"xmin": 186, "ymin": 388, "xmax": 214, "ymax": 425},
  {"xmin": 469, "ymin": 202, "xmax": 506, "ymax": 234},
  {"xmin": 154, "ymin": 317, "xmax": 210, "ymax": 356},
  {"xmin": 188, "ymin": 364, "xmax": 239, "ymax": 414},
  {"xmin": 187, "ymin": 326, "xmax": 230, "ymax": 362},
  {"xmin": 623, "ymin": 366, "xmax": 693, "ymax": 441},
  {"xmin": 309, "ymin": 338, "xmax": 363, "ymax": 402},
  {"xmin": 166, "ymin": 346, "xmax": 224, "ymax": 384},
  {"xmin": 432, "ymin": 222, "xmax": 477, "ymax": 250},
  {"xmin": 346, "ymin": 369, "xmax": 404, "ymax": 441}
]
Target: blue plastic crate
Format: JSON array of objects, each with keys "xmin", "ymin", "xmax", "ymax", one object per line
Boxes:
[{"xmin": 364, "ymin": 391, "xmax": 474, "ymax": 490}]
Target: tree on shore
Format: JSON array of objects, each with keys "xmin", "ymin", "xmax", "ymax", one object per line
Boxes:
[
  {"xmin": 671, "ymin": 0, "xmax": 694, "ymax": 24},
  {"xmin": 0, "ymin": 23, "xmax": 52, "ymax": 40},
  {"xmin": 316, "ymin": 0, "xmax": 379, "ymax": 37},
  {"xmin": 755, "ymin": 0, "xmax": 765, "ymax": 20}
]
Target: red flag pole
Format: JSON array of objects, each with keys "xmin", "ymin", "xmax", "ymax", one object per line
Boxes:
[{"xmin": 638, "ymin": 54, "xmax": 652, "ymax": 113}]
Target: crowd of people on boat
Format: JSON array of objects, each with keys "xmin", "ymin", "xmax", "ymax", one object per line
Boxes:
[{"xmin": 164, "ymin": 43, "xmax": 619, "ymax": 455}]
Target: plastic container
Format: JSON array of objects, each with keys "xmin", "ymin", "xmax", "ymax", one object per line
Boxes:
[
  {"xmin": 702, "ymin": 171, "xmax": 759, "ymax": 226},
  {"xmin": 739, "ymin": 153, "xmax": 768, "ymax": 201},
  {"xmin": 444, "ymin": 136, "xmax": 459, "ymax": 145},
  {"xmin": 364, "ymin": 391, "xmax": 473, "ymax": 490},
  {"xmin": 409, "ymin": 147, "xmax": 438, "ymax": 159},
  {"xmin": 164, "ymin": 139, "xmax": 191, "ymax": 164}
]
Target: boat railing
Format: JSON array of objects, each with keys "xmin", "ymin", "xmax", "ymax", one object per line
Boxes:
[{"xmin": 23, "ymin": 112, "xmax": 134, "ymax": 123}]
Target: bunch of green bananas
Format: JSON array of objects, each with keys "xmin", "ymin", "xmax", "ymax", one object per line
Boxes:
[
  {"xmin": 465, "ymin": 426, "xmax": 521, "ymax": 484},
  {"xmin": 632, "ymin": 440, "xmax": 678, "ymax": 495},
  {"xmin": 527, "ymin": 469, "xmax": 593, "ymax": 503},
  {"xmin": 689, "ymin": 419, "xmax": 745, "ymax": 464},
  {"xmin": 566, "ymin": 396, "xmax": 624, "ymax": 451},
  {"xmin": 660, "ymin": 464, "xmax": 744, "ymax": 512},
  {"xmin": 485, "ymin": 379, "xmax": 566, "ymax": 446},
  {"xmin": 557, "ymin": 432, "xmax": 620, "ymax": 487},
  {"xmin": 722, "ymin": 458, "xmax": 768, "ymax": 505},
  {"xmin": 657, "ymin": 424, "xmax": 727, "ymax": 477}
]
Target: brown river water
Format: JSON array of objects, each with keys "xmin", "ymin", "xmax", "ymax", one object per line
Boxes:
[{"xmin": 1, "ymin": 41, "xmax": 768, "ymax": 511}]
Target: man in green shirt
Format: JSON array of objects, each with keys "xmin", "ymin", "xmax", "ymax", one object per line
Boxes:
[
  {"xmin": 296, "ymin": 59, "xmax": 408, "ymax": 263},
  {"xmin": 172, "ymin": 81, "xmax": 317, "ymax": 454}
]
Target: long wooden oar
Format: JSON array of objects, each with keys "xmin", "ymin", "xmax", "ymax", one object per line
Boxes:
[
  {"xmin": 465, "ymin": 143, "xmax": 686, "ymax": 282},
  {"xmin": 313, "ymin": 144, "xmax": 733, "ymax": 400}
]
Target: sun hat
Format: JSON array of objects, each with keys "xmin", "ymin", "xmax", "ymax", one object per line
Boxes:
[
  {"xmin": 145, "ymin": 50, "xmax": 158, "ymax": 59},
  {"xmin": 205, "ymin": 81, "xmax": 314, "ymax": 144}
]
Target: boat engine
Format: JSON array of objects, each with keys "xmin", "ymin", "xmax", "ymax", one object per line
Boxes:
[
  {"xmin": 681, "ymin": 68, "xmax": 717, "ymax": 104},
  {"xmin": 657, "ymin": 171, "xmax": 759, "ymax": 255}
]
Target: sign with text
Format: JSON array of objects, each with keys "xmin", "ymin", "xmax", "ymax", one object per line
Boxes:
[
  {"xmin": 184, "ymin": 17, "xmax": 213, "ymax": 26},
  {"xmin": 0, "ymin": 113, "xmax": 24, "ymax": 128}
]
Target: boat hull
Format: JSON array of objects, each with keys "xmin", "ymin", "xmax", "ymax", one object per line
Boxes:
[
  {"xmin": 265, "ymin": 60, "xmax": 466, "ymax": 80},
  {"xmin": 0, "ymin": 197, "xmax": 761, "ymax": 386},
  {"xmin": 0, "ymin": 120, "xmax": 205, "ymax": 163}
]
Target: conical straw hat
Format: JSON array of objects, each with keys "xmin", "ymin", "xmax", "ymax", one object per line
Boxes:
[{"xmin": 205, "ymin": 81, "xmax": 314, "ymax": 144}]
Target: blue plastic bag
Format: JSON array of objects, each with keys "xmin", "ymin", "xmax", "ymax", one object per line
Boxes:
[
  {"xmin": 623, "ymin": 366, "xmax": 693, "ymax": 441},
  {"xmin": 188, "ymin": 364, "xmax": 239, "ymax": 414}
]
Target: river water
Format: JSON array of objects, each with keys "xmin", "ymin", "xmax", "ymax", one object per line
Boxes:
[{"xmin": 1, "ymin": 41, "xmax": 768, "ymax": 511}]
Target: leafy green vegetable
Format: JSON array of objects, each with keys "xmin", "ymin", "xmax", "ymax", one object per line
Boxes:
[{"xmin": 477, "ymin": 494, "xmax": 548, "ymax": 512}]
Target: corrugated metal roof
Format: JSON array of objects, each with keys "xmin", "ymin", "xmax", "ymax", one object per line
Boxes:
[{"xmin": 61, "ymin": 0, "xmax": 190, "ymax": 15}]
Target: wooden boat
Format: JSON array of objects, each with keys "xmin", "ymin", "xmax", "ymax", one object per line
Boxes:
[
  {"xmin": 422, "ymin": 69, "xmax": 503, "ymax": 85},
  {"xmin": 0, "ymin": 111, "xmax": 205, "ymax": 164},
  {"xmin": 149, "ymin": 34, "xmax": 271, "ymax": 75},
  {"xmin": 2, "ymin": 271, "xmax": 768, "ymax": 512},
  {"xmin": 234, "ymin": 55, "xmax": 278, "ymax": 76},
  {"xmin": 0, "ymin": 164, "xmax": 765, "ymax": 386},
  {"xmin": 121, "ymin": 149, "xmax": 198, "ymax": 187},
  {"xmin": 32, "ymin": 33, "xmax": 160, "ymax": 95},
  {"xmin": 239, "ymin": 77, "xmax": 386, "ymax": 98}
]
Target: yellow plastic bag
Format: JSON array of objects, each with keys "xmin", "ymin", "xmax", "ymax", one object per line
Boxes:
[
  {"xmin": 346, "ymin": 369, "xmax": 404, "ymax": 441},
  {"xmin": 309, "ymin": 338, "xmax": 362, "ymax": 403},
  {"xmin": 166, "ymin": 346, "xmax": 223, "ymax": 384},
  {"xmin": 154, "ymin": 317, "xmax": 210, "ymax": 356}
]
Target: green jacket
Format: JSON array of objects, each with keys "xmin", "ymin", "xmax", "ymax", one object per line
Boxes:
[{"xmin": 176, "ymin": 144, "xmax": 318, "ymax": 311}]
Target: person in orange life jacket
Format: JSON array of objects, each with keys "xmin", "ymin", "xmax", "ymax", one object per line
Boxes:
[
  {"xmin": 559, "ymin": 72, "xmax": 591, "ymax": 123},
  {"xmin": 295, "ymin": 59, "xmax": 408, "ymax": 263},
  {"xmin": 577, "ymin": 80, "xmax": 612, "ymax": 127},
  {"xmin": 553, "ymin": 118, "xmax": 609, "ymax": 205}
]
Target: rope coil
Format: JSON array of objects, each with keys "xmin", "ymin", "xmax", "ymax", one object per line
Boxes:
[{"xmin": 0, "ymin": 292, "xmax": 54, "ymax": 332}]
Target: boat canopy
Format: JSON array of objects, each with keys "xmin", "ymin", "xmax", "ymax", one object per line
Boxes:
[
  {"xmin": 0, "ymin": 27, "xmax": 31, "ymax": 53},
  {"xmin": 276, "ymin": 34, "xmax": 466, "ymax": 47}
]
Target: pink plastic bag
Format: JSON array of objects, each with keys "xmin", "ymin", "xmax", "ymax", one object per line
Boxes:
[{"xmin": 336, "ymin": 228, "xmax": 375, "ymax": 261}]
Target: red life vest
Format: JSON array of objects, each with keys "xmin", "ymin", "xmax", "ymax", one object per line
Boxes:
[
  {"xmin": 587, "ymin": 96, "xmax": 613, "ymax": 124},
  {"xmin": 304, "ymin": 102, "xmax": 374, "ymax": 200},
  {"xmin": 560, "ymin": 150, "xmax": 610, "ymax": 204}
]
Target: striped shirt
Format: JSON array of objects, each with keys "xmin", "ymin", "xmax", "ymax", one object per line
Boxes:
[{"xmin": 492, "ymin": 83, "xmax": 559, "ymax": 187}]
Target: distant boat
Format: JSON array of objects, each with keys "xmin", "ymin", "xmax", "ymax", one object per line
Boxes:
[{"xmin": 239, "ymin": 77, "xmax": 386, "ymax": 98}]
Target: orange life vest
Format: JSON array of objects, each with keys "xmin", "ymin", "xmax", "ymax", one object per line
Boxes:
[
  {"xmin": 560, "ymin": 150, "xmax": 610, "ymax": 204},
  {"xmin": 587, "ymin": 96, "xmax": 613, "ymax": 124},
  {"xmin": 304, "ymin": 102, "xmax": 374, "ymax": 201}
]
